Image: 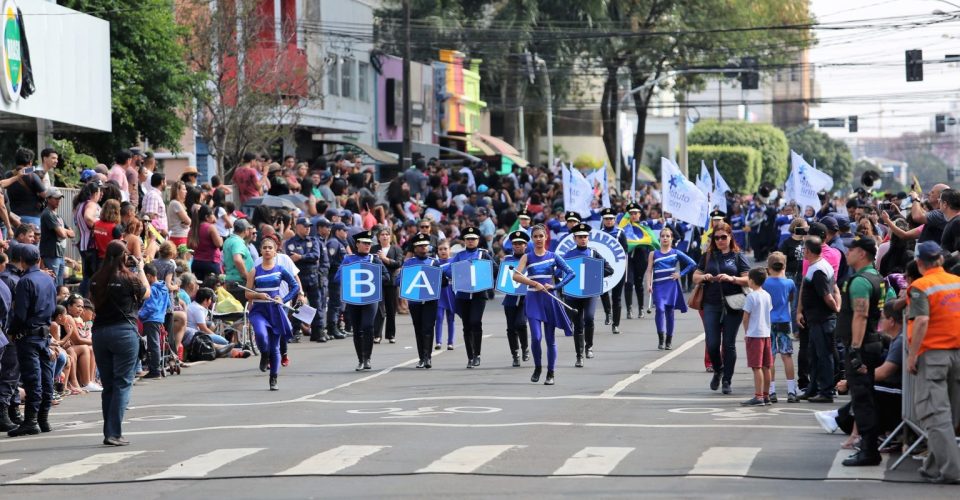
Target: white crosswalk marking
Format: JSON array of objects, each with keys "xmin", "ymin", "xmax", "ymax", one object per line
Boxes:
[
  {"xmin": 140, "ymin": 448, "xmax": 264, "ymax": 480},
  {"xmin": 552, "ymin": 447, "xmax": 634, "ymax": 477},
  {"xmin": 417, "ymin": 445, "xmax": 524, "ymax": 473},
  {"xmin": 0, "ymin": 459, "xmax": 19, "ymax": 467},
  {"xmin": 8, "ymin": 451, "xmax": 146, "ymax": 484},
  {"xmin": 689, "ymin": 447, "xmax": 761, "ymax": 476},
  {"xmin": 277, "ymin": 445, "xmax": 388, "ymax": 475},
  {"xmin": 826, "ymin": 450, "xmax": 888, "ymax": 479}
]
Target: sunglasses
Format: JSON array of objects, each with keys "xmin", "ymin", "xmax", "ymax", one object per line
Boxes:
[
  {"xmin": 713, "ymin": 234, "xmax": 729, "ymax": 241},
  {"xmin": 419, "ymin": 225, "xmax": 430, "ymax": 229}
]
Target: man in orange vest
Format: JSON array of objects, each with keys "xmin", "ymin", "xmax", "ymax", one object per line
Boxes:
[{"xmin": 907, "ymin": 241, "xmax": 960, "ymax": 484}]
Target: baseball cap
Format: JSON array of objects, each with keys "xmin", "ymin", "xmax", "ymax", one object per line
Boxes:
[
  {"xmin": 332, "ymin": 222, "xmax": 347, "ymax": 232},
  {"xmin": 819, "ymin": 216, "xmax": 839, "ymax": 232},
  {"xmin": 44, "ymin": 188, "xmax": 64, "ymax": 199},
  {"xmin": 847, "ymin": 236, "xmax": 877, "ymax": 258},
  {"xmin": 807, "ymin": 222, "xmax": 827, "ymax": 239},
  {"xmin": 916, "ymin": 241, "xmax": 944, "ymax": 262},
  {"xmin": 477, "ymin": 207, "xmax": 489, "ymax": 216},
  {"xmin": 80, "ymin": 169, "xmax": 97, "ymax": 182},
  {"xmin": 296, "ymin": 217, "xmax": 310, "ymax": 226}
]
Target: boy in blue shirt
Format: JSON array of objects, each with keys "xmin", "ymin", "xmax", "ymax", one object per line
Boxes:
[
  {"xmin": 139, "ymin": 263, "xmax": 171, "ymax": 378},
  {"xmin": 763, "ymin": 252, "xmax": 798, "ymax": 403}
]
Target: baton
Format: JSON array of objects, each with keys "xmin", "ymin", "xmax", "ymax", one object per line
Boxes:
[
  {"xmin": 541, "ymin": 289, "xmax": 576, "ymax": 312},
  {"xmin": 236, "ymin": 284, "xmax": 298, "ymax": 312}
]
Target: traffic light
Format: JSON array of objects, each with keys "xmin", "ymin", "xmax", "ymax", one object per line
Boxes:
[
  {"xmin": 739, "ymin": 57, "xmax": 759, "ymax": 90},
  {"xmin": 936, "ymin": 114, "xmax": 946, "ymax": 133},
  {"xmin": 848, "ymin": 115, "xmax": 858, "ymax": 133},
  {"xmin": 906, "ymin": 49, "xmax": 923, "ymax": 82}
]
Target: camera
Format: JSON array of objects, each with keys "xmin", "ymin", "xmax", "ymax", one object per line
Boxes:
[
  {"xmin": 126, "ymin": 255, "xmax": 139, "ymax": 269},
  {"xmin": 793, "ymin": 227, "xmax": 807, "ymax": 236}
]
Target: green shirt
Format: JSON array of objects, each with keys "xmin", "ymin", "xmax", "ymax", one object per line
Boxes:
[
  {"xmin": 848, "ymin": 264, "xmax": 895, "ymax": 303},
  {"xmin": 222, "ymin": 234, "xmax": 253, "ymax": 282}
]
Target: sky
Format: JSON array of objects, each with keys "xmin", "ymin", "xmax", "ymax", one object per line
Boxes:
[{"xmin": 809, "ymin": 0, "xmax": 960, "ymax": 139}]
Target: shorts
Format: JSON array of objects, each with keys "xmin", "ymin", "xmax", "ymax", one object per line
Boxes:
[
  {"xmin": 745, "ymin": 336, "xmax": 773, "ymax": 368},
  {"xmin": 771, "ymin": 322, "xmax": 793, "ymax": 355}
]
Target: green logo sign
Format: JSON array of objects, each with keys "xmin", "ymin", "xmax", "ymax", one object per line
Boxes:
[{"xmin": 1, "ymin": 0, "xmax": 22, "ymax": 103}]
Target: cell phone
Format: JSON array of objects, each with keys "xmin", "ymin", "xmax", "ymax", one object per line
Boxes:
[{"xmin": 22, "ymin": 166, "xmax": 35, "ymax": 175}]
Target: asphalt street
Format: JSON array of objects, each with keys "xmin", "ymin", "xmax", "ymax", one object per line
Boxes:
[{"xmin": 0, "ymin": 299, "xmax": 955, "ymax": 499}]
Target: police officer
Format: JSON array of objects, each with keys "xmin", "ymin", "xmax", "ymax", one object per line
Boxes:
[
  {"xmin": 624, "ymin": 203, "xmax": 648, "ymax": 319},
  {"xmin": 326, "ymin": 222, "xmax": 349, "ymax": 340},
  {"xmin": 837, "ymin": 237, "xmax": 887, "ymax": 466},
  {"xmin": 445, "ymin": 226, "xmax": 497, "ymax": 368},
  {"xmin": 563, "ymin": 223, "xmax": 614, "ymax": 366},
  {"xmin": 0, "ymin": 247, "xmax": 23, "ymax": 431},
  {"xmin": 288, "ymin": 218, "xmax": 324, "ymax": 343},
  {"xmin": 315, "ymin": 218, "xmax": 332, "ymax": 342},
  {"xmin": 7, "ymin": 244, "xmax": 57, "ymax": 437},
  {"xmin": 599, "ymin": 208, "xmax": 628, "ymax": 333},
  {"xmin": 502, "ymin": 230, "xmax": 531, "ymax": 367},
  {"xmin": 401, "ymin": 233, "xmax": 440, "ymax": 368},
  {"xmin": 0, "ymin": 251, "xmax": 14, "ymax": 432}
]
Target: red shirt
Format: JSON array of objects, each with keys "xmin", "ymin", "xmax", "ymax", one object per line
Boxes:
[
  {"xmin": 233, "ymin": 165, "xmax": 260, "ymax": 203},
  {"xmin": 93, "ymin": 221, "xmax": 120, "ymax": 258}
]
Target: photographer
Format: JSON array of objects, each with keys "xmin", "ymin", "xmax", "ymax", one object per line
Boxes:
[{"xmin": 89, "ymin": 240, "xmax": 149, "ymax": 446}]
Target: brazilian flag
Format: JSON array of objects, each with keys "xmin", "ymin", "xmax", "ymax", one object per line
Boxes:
[{"xmin": 615, "ymin": 214, "xmax": 660, "ymax": 251}]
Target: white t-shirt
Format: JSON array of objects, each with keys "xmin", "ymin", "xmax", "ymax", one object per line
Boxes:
[{"xmin": 742, "ymin": 288, "xmax": 772, "ymax": 338}]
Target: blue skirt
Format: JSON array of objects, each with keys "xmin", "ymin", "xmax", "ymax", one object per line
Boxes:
[
  {"xmin": 249, "ymin": 302, "xmax": 294, "ymax": 340},
  {"xmin": 652, "ymin": 279, "xmax": 688, "ymax": 313},
  {"xmin": 526, "ymin": 290, "xmax": 573, "ymax": 336},
  {"xmin": 438, "ymin": 285, "xmax": 456, "ymax": 312}
]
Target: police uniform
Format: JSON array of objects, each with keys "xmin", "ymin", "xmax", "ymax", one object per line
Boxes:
[
  {"xmin": 315, "ymin": 218, "xmax": 331, "ymax": 341},
  {"xmin": 0, "ymin": 245, "xmax": 22, "ymax": 430},
  {"xmin": 7, "ymin": 244, "xmax": 57, "ymax": 437},
  {"xmin": 335, "ymin": 231, "xmax": 390, "ymax": 371},
  {"xmin": 288, "ymin": 218, "xmax": 324, "ymax": 342},
  {"xmin": 503, "ymin": 231, "xmax": 530, "ymax": 366},
  {"xmin": 599, "ymin": 207, "xmax": 628, "ymax": 333},
  {"xmin": 563, "ymin": 223, "xmax": 615, "ymax": 365},
  {"xmin": 623, "ymin": 203, "xmax": 648, "ymax": 319},
  {"xmin": 444, "ymin": 226, "xmax": 498, "ymax": 368},
  {"xmin": 326, "ymin": 223, "xmax": 349, "ymax": 339},
  {"xmin": 400, "ymin": 234, "xmax": 440, "ymax": 368}
]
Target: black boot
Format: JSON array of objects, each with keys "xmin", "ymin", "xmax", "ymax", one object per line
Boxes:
[
  {"xmin": 328, "ymin": 322, "xmax": 346, "ymax": 340},
  {"xmin": 38, "ymin": 406, "xmax": 51, "ymax": 433},
  {"xmin": 657, "ymin": 332, "xmax": 665, "ymax": 350},
  {"xmin": 531, "ymin": 367, "xmax": 542, "ymax": 383},
  {"xmin": 269, "ymin": 375, "xmax": 278, "ymax": 391},
  {"xmin": 512, "ymin": 351, "xmax": 520, "ymax": 367},
  {"xmin": 259, "ymin": 353, "xmax": 269, "ymax": 372},
  {"xmin": 626, "ymin": 307, "xmax": 633, "ymax": 319},
  {"xmin": 665, "ymin": 336, "xmax": 673, "ymax": 350},
  {"xmin": 544, "ymin": 370, "xmax": 555, "ymax": 385},
  {"xmin": 604, "ymin": 312, "xmax": 611, "ymax": 325},
  {"xmin": 7, "ymin": 408, "xmax": 39, "ymax": 437},
  {"xmin": 9, "ymin": 404, "xmax": 22, "ymax": 425},
  {"xmin": 0, "ymin": 405, "xmax": 16, "ymax": 432}
]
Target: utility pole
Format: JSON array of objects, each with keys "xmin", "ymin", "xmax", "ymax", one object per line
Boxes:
[
  {"xmin": 401, "ymin": 0, "xmax": 412, "ymax": 169},
  {"xmin": 717, "ymin": 80, "xmax": 723, "ymax": 123},
  {"xmin": 537, "ymin": 57, "xmax": 554, "ymax": 170},
  {"xmin": 678, "ymin": 92, "xmax": 688, "ymax": 176}
]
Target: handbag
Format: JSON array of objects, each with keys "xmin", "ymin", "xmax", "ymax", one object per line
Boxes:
[
  {"xmin": 688, "ymin": 283, "xmax": 705, "ymax": 310},
  {"xmin": 723, "ymin": 286, "xmax": 751, "ymax": 311}
]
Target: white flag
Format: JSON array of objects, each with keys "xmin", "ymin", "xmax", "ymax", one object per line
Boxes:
[
  {"xmin": 696, "ymin": 160, "xmax": 712, "ymax": 198},
  {"xmin": 787, "ymin": 152, "xmax": 823, "ymax": 211},
  {"xmin": 586, "ymin": 166, "xmax": 611, "ymax": 208},
  {"xmin": 563, "ymin": 165, "xmax": 594, "ymax": 219},
  {"xmin": 790, "ymin": 151, "xmax": 834, "ymax": 192},
  {"xmin": 660, "ymin": 157, "xmax": 709, "ymax": 227},
  {"xmin": 713, "ymin": 162, "xmax": 730, "ymax": 214}
]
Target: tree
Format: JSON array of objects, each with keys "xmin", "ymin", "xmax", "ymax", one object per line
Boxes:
[
  {"xmin": 786, "ymin": 125, "xmax": 854, "ymax": 189},
  {"xmin": 178, "ymin": 0, "xmax": 324, "ymax": 178},
  {"xmin": 59, "ymin": 0, "xmax": 197, "ymax": 160},
  {"xmin": 689, "ymin": 120, "xmax": 790, "ymax": 186}
]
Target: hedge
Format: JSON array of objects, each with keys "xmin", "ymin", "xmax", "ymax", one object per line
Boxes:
[
  {"xmin": 687, "ymin": 144, "xmax": 763, "ymax": 194},
  {"xmin": 688, "ymin": 120, "xmax": 789, "ymax": 186}
]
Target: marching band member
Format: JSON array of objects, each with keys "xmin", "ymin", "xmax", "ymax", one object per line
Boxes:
[
  {"xmin": 511, "ymin": 225, "xmax": 574, "ymax": 385},
  {"xmin": 502, "ymin": 230, "xmax": 531, "ymax": 367},
  {"xmin": 563, "ymin": 223, "xmax": 614, "ymax": 366},
  {"xmin": 400, "ymin": 233, "xmax": 440, "ymax": 369},
  {"xmin": 516, "ymin": 209, "xmax": 533, "ymax": 235},
  {"xmin": 245, "ymin": 235, "xmax": 300, "ymax": 391},
  {"xmin": 334, "ymin": 230, "xmax": 389, "ymax": 371},
  {"xmin": 644, "ymin": 227, "xmax": 697, "ymax": 350},
  {"xmin": 444, "ymin": 227, "xmax": 497, "ymax": 369},
  {"xmin": 599, "ymin": 207, "xmax": 628, "ymax": 334},
  {"xmin": 435, "ymin": 240, "xmax": 456, "ymax": 350}
]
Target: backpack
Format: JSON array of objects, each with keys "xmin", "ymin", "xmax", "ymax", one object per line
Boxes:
[{"xmin": 188, "ymin": 333, "xmax": 217, "ymax": 362}]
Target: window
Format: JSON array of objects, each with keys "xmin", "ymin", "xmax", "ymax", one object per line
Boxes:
[
  {"xmin": 790, "ymin": 64, "xmax": 798, "ymax": 82},
  {"xmin": 358, "ymin": 61, "xmax": 369, "ymax": 102},
  {"xmin": 327, "ymin": 58, "xmax": 339, "ymax": 96},
  {"xmin": 341, "ymin": 58, "xmax": 354, "ymax": 99}
]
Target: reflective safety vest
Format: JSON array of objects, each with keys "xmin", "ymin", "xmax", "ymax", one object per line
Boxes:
[{"xmin": 907, "ymin": 267, "xmax": 960, "ymax": 356}]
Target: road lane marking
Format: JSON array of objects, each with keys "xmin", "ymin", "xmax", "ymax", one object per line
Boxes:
[
  {"xmin": 277, "ymin": 445, "xmax": 389, "ymax": 475},
  {"xmin": 0, "ymin": 459, "xmax": 18, "ymax": 467},
  {"xmin": 689, "ymin": 447, "xmax": 760, "ymax": 476},
  {"xmin": 827, "ymin": 450, "xmax": 888, "ymax": 480},
  {"xmin": 417, "ymin": 445, "xmax": 524, "ymax": 473},
  {"xmin": 600, "ymin": 333, "xmax": 705, "ymax": 398},
  {"xmin": 8, "ymin": 451, "xmax": 146, "ymax": 484},
  {"xmin": 139, "ymin": 448, "xmax": 264, "ymax": 480},
  {"xmin": 553, "ymin": 447, "xmax": 634, "ymax": 477}
]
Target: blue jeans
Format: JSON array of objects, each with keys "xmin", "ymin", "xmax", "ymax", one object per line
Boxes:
[
  {"xmin": 92, "ymin": 322, "xmax": 139, "ymax": 439},
  {"xmin": 43, "ymin": 257, "xmax": 64, "ymax": 287},
  {"xmin": 703, "ymin": 302, "xmax": 743, "ymax": 384},
  {"xmin": 807, "ymin": 318, "xmax": 837, "ymax": 398},
  {"xmin": 16, "ymin": 334, "xmax": 54, "ymax": 412},
  {"xmin": 79, "ymin": 250, "xmax": 98, "ymax": 297}
]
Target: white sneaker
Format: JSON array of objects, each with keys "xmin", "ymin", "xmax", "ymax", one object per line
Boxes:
[
  {"xmin": 815, "ymin": 411, "xmax": 838, "ymax": 434},
  {"xmin": 84, "ymin": 382, "xmax": 103, "ymax": 392}
]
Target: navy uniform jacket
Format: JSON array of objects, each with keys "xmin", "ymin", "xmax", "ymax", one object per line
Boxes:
[
  {"xmin": 601, "ymin": 224, "xmax": 629, "ymax": 255},
  {"xmin": 0, "ymin": 279, "xmax": 10, "ymax": 348},
  {"xmin": 444, "ymin": 247, "xmax": 498, "ymax": 300},
  {"xmin": 9, "ymin": 265, "xmax": 56, "ymax": 336},
  {"xmin": 334, "ymin": 253, "xmax": 390, "ymax": 286},
  {"xmin": 326, "ymin": 236, "xmax": 348, "ymax": 282},
  {"xmin": 287, "ymin": 234, "xmax": 321, "ymax": 287},
  {"xmin": 397, "ymin": 256, "xmax": 440, "ymax": 303},
  {"xmin": 316, "ymin": 235, "xmax": 330, "ymax": 280},
  {"xmin": 500, "ymin": 252, "xmax": 525, "ymax": 307},
  {"xmin": 563, "ymin": 245, "xmax": 615, "ymax": 280}
]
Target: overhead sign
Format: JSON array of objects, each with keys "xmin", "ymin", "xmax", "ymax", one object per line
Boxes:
[
  {"xmin": 340, "ymin": 262, "xmax": 383, "ymax": 305},
  {"xmin": 1, "ymin": 0, "xmax": 22, "ymax": 103},
  {"xmin": 562, "ymin": 256, "xmax": 605, "ymax": 298},
  {"xmin": 817, "ymin": 118, "xmax": 845, "ymax": 128},
  {"xmin": 399, "ymin": 264, "xmax": 441, "ymax": 302},
  {"xmin": 451, "ymin": 259, "xmax": 494, "ymax": 294},
  {"xmin": 496, "ymin": 260, "xmax": 527, "ymax": 296},
  {"xmin": 555, "ymin": 230, "xmax": 625, "ymax": 294}
]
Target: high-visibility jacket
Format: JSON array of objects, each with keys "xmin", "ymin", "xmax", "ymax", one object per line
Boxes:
[{"xmin": 907, "ymin": 266, "xmax": 960, "ymax": 356}]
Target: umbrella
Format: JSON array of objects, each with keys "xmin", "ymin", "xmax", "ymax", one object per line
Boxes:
[
  {"xmin": 279, "ymin": 193, "xmax": 309, "ymax": 211},
  {"xmin": 242, "ymin": 195, "xmax": 299, "ymax": 211}
]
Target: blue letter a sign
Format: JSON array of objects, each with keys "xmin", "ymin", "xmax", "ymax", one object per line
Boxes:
[{"xmin": 399, "ymin": 265, "xmax": 441, "ymax": 302}]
